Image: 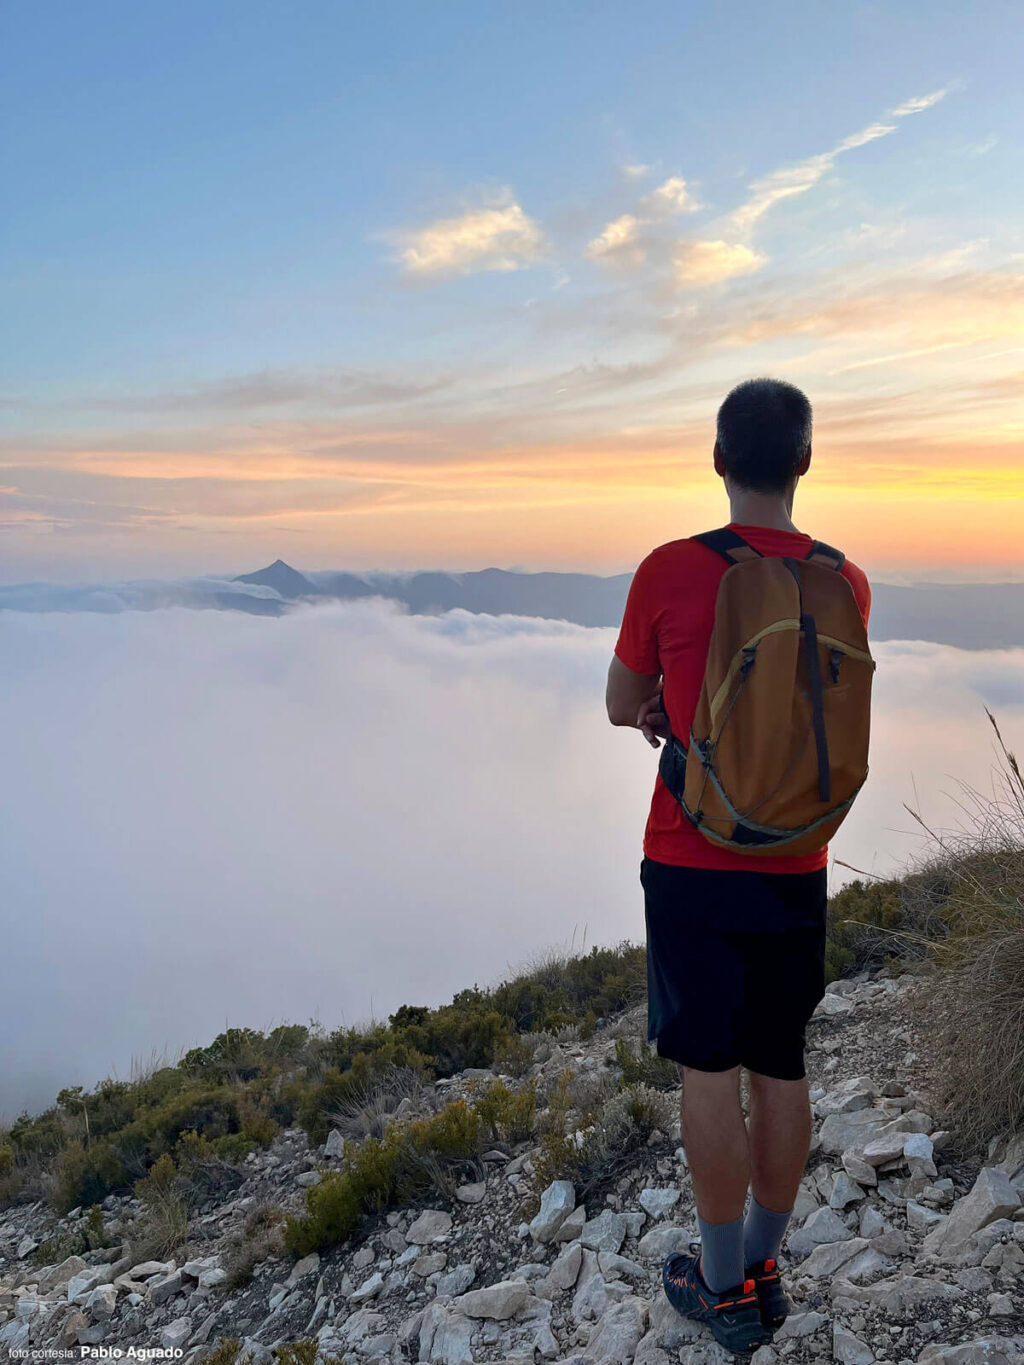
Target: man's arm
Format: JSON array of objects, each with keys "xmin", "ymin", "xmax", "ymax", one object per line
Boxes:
[{"xmin": 606, "ymin": 655, "xmax": 661, "ymax": 729}]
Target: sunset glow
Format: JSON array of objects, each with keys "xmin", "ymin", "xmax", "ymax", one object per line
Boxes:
[{"xmin": 3, "ymin": 4, "xmax": 1022, "ymax": 582}]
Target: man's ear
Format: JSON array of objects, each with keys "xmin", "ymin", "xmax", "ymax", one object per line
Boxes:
[
  {"xmin": 713, "ymin": 439, "xmax": 726, "ymax": 478},
  {"xmin": 796, "ymin": 443, "xmax": 812, "ymax": 477}
]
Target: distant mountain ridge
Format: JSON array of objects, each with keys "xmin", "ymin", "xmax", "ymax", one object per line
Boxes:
[
  {"xmin": 228, "ymin": 558, "xmax": 1024, "ymax": 650},
  {"xmin": 234, "ymin": 558, "xmax": 320, "ymax": 599},
  {"xmin": 234, "ymin": 559, "xmax": 635, "ymax": 629},
  {"xmin": 4, "ymin": 557, "xmax": 1024, "ymax": 650}
]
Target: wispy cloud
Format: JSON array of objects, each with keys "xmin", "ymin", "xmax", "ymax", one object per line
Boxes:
[
  {"xmin": 11, "ymin": 368, "xmax": 457, "ymax": 417},
  {"xmin": 662, "ymin": 91, "xmax": 951, "ymax": 291},
  {"xmin": 726, "ymin": 120, "xmax": 897, "ymax": 237},
  {"xmin": 715, "ymin": 91, "xmax": 950, "ymax": 244},
  {"xmin": 620, "ymin": 163, "xmax": 651, "ymax": 181},
  {"xmin": 891, "ymin": 87, "xmax": 951, "ymax": 118},
  {"xmin": 392, "ymin": 194, "xmax": 546, "ymax": 277}
]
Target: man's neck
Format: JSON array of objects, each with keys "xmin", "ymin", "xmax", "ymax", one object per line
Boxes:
[{"xmin": 727, "ymin": 487, "xmax": 798, "ymax": 533}]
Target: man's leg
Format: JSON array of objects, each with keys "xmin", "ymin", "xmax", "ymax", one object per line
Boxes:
[
  {"xmin": 681, "ymin": 1065, "xmax": 749, "ymax": 1291},
  {"xmin": 739, "ymin": 918, "xmax": 825, "ymax": 1271},
  {"xmin": 743, "ymin": 1070, "xmax": 812, "ymax": 1267}
]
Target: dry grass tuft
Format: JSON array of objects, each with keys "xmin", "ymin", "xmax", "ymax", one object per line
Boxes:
[
  {"xmin": 221, "ymin": 1203, "xmax": 287, "ymax": 1287},
  {"xmin": 909, "ymin": 711, "xmax": 1024, "ymax": 1152},
  {"xmin": 330, "ymin": 1066, "xmax": 423, "ymax": 1142}
]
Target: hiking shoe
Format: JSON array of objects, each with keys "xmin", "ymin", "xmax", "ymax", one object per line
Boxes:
[
  {"xmin": 745, "ymin": 1257, "xmax": 789, "ymax": 1330},
  {"xmin": 662, "ymin": 1247, "xmax": 770, "ymax": 1354}
]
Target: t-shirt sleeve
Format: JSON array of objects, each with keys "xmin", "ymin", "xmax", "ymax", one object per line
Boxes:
[{"xmin": 614, "ymin": 553, "xmax": 662, "ymax": 675}]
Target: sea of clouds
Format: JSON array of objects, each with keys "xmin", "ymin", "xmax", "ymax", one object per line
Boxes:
[{"xmin": 2, "ymin": 599, "xmax": 1023, "ymax": 1118}]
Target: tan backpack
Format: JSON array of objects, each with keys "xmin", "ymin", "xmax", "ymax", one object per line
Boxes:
[{"xmin": 658, "ymin": 528, "xmax": 874, "ymax": 857}]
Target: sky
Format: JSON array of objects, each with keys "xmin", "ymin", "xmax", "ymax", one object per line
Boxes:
[
  {"xmin": 3, "ymin": 597, "xmax": 1022, "ymax": 1118},
  {"xmin": 3, "ymin": 2, "xmax": 1024, "ymax": 583}
]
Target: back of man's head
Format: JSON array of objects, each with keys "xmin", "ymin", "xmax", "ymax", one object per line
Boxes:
[{"xmin": 716, "ymin": 378, "xmax": 812, "ymax": 493}]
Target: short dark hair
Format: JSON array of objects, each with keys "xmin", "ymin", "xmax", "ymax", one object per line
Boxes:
[{"xmin": 716, "ymin": 378, "xmax": 812, "ymax": 493}]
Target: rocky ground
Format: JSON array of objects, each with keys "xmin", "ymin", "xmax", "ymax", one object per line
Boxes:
[{"xmin": 2, "ymin": 970, "xmax": 1024, "ymax": 1364}]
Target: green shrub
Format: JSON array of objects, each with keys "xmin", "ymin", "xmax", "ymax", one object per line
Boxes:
[
  {"xmin": 53, "ymin": 1140, "xmax": 129, "ymax": 1215},
  {"xmin": 7, "ymin": 1109, "xmax": 66, "ymax": 1166},
  {"xmin": 200, "ymin": 1341, "xmax": 243, "ymax": 1365},
  {"xmin": 535, "ymin": 1082, "xmax": 674, "ymax": 1200},
  {"xmin": 35, "ymin": 1228, "xmax": 85, "ymax": 1265},
  {"xmin": 285, "ymin": 1094, "xmax": 499, "ymax": 1257},
  {"xmin": 474, "ymin": 1080, "xmax": 536, "ymax": 1145},
  {"xmin": 614, "ymin": 1037, "xmax": 679, "ymax": 1092},
  {"xmin": 272, "ymin": 1344, "xmax": 321, "ymax": 1365},
  {"xmin": 181, "ymin": 1025, "xmax": 312, "ymax": 1083},
  {"xmin": 825, "ymin": 875, "xmax": 909, "ymax": 979},
  {"xmin": 38, "ymin": 1202, "xmax": 110, "ymax": 1262},
  {"xmin": 126, "ymin": 1153, "xmax": 192, "ymax": 1260},
  {"xmin": 273, "ymin": 1342, "xmax": 346, "ymax": 1365},
  {"xmin": 491, "ymin": 1032, "xmax": 538, "ymax": 1078},
  {"xmin": 201, "ymin": 1337, "xmax": 344, "ymax": 1365}
]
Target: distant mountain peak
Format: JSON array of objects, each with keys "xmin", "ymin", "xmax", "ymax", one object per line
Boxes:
[{"xmin": 233, "ymin": 559, "xmax": 316, "ymax": 599}]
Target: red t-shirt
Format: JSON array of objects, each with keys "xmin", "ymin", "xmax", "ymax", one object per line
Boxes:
[{"xmin": 614, "ymin": 522, "xmax": 872, "ymax": 873}]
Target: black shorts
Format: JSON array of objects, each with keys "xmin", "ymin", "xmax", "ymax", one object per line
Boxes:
[{"xmin": 641, "ymin": 858, "xmax": 827, "ymax": 1081}]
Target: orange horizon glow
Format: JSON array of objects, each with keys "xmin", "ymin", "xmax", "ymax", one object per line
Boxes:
[{"xmin": 5, "ymin": 419, "xmax": 1024, "ymax": 581}]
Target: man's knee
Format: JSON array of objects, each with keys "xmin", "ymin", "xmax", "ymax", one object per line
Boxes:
[
  {"xmin": 746, "ymin": 1069, "xmax": 810, "ymax": 1101},
  {"xmin": 682, "ymin": 1064, "xmax": 742, "ymax": 1102},
  {"xmin": 748, "ymin": 1070, "xmax": 808, "ymax": 1092}
]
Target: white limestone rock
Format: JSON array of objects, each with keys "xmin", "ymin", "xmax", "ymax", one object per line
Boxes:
[
  {"xmin": 830, "ymin": 1172, "xmax": 866, "ymax": 1209},
  {"xmin": 818, "ymin": 1107, "xmax": 889, "ymax": 1156},
  {"xmin": 638, "ymin": 1188, "xmax": 680, "ymax": 1220},
  {"xmin": 529, "ymin": 1182, "xmax": 576, "ymax": 1244},
  {"xmin": 787, "ymin": 1205, "xmax": 852, "ymax": 1258},
  {"xmin": 799, "ymin": 1236, "xmax": 870, "ymax": 1278},
  {"xmin": 924, "ymin": 1168, "xmax": 1021, "ymax": 1258},
  {"xmin": 585, "ymin": 1295, "xmax": 649, "ymax": 1365},
  {"xmin": 637, "ymin": 1225, "xmax": 693, "ymax": 1260},
  {"xmin": 454, "ymin": 1279, "xmax": 531, "ymax": 1320},
  {"xmin": 407, "ymin": 1208, "xmax": 454, "ymax": 1244},
  {"xmin": 419, "ymin": 1301, "xmax": 475, "ymax": 1365},
  {"xmin": 833, "ymin": 1324, "xmax": 874, "ymax": 1365},
  {"xmin": 456, "ymin": 1181, "xmax": 487, "ymax": 1205},
  {"xmin": 581, "ymin": 1210, "xmax": 627, "ymax": 1254},
  {"xmin": 85, "ymin": 1284, "xmax": 118, "ymax": 1321},
  {"xmin": 161, "ymin": 1318, "xmax": 192, "ymax": 1351}
]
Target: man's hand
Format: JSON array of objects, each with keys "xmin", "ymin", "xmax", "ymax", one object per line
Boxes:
[
  {"xmin": 637, "ymin": 691, "xmax": 670, "ymax": 748},
  {"xmin": 607, "ymin": 656, "xmax": 661, "ymax": 730}
]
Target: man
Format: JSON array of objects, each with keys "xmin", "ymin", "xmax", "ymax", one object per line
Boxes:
[{"xmin": 606, "ymin": 378, "xmax": 871, "ymax": 1353}]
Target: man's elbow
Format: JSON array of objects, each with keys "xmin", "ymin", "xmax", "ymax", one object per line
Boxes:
[{"xmin": 606, "ymin": 697, "xmax": 637, "ymax": 728}]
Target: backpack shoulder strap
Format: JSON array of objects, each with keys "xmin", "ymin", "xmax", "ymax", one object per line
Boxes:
[
  {"xmin": 804, "ymin": 539, "xmax": 846, "ymax": 571},
  {"xmin": 691, "ymin": 527, "xmax": 763, "ymax": 565}
]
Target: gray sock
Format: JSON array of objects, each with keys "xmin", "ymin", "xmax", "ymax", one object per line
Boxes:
[
  {"xmin": 743, "ymin": 1196, "xmax": 793, "ymax": 1268},
  {"xmin": 697, "ymin": 1213, "xmax": 745, "ymax": 1292}
]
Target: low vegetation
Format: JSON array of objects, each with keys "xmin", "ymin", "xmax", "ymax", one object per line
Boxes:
[
  {"xmin": 221, "ymin": 1203, "xmax": 288, "ymax": 1288},
  {"xmin": 285, "ymin": 1082, "xmax": 532, "ymax": 1257},
  {"xmin": 531, "ymin": 1070, "xmax": 675, "ymax": 1204},
  {"xmin": 0, "ymin": 944, "xmax": 645, "ymax": 1213},
  {"xmin": 201, "ymin": 1339, "xmax": 345, "ymax": 1365},
  {"xmin": 5, "ymin": 716, "xmax": 1023, "ymax": 1227},
  {"xmin": 911, "ymin": 713, "xmax": 1024, "ymax": 1152}
]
